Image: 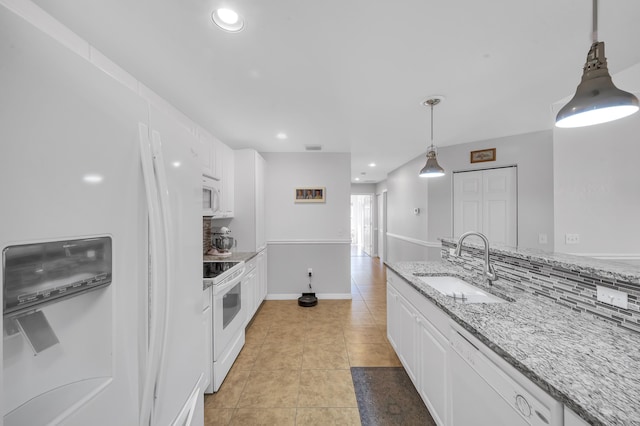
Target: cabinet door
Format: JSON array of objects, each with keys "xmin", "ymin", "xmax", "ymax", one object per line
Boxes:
[
  {"xmin": 418, "ymin": 316, "xmax": 448, "ymax": 426},
  {"xmin": 386, "ymin": 284, "xmax": 400, "ymax": 351},
  {"xmin": 200, "ymin": 132, "xmax": 219, "ymax": 179},
  {"xmin": 203, "ymin": 287, "xmax": 213, "ymax": 393},
  {"xmin": 199, "ymin": 134, "xmax": 214, "ymax": 178},
  {"xmin": 244, "ymin": 270, "xmax": 257, "ymax": 324},
  {"xmin": 222, "ymin": 144, "xmax": 234, "ymax": 217},
  {"xmin": 397, "ymin": 296, "xmax": 418, "ymax": 383}
]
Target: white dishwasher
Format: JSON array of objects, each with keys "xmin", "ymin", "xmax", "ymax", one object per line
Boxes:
[{"xmin": 448, "ymin": 323, "xmax": 562, "ymax": 426}]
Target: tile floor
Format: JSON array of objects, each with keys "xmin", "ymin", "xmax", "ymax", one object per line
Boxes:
[{"xmin": 203, "ymin": 254, "xmax": 401, "ymax": 425}]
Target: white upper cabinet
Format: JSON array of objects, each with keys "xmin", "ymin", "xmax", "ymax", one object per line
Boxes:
[
  {"xmin": 198, "ymin": 129, "xmax": 234, "ymax": 217},
  {"xmin": 199, "ymin": 131, "xmax": 220, "ymax": 180},
  {"xmin": 234, "ymin": 149, "xmax": 266, "ymax": 252},
  {"xmin": 220, "ymin": 143, "xmax": 234, "ymax": 218}
]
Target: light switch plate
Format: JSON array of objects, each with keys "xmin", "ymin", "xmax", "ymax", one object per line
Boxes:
[{"xmin": 596, "ymin": 285, "xmax": 628, "ymax": 309}]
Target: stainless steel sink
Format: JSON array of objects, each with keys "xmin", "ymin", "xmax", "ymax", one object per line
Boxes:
[{"xmin": 414, "ymin": 275, "xmax": 507, "ymax": 304}]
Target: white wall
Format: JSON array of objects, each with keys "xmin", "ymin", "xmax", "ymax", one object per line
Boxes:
[
  {"xmin": 385, "ymin": 130, "xmax": 555, "ymax": 262},
  {"xmin": 351, "ymin": 183, "xmax": 376, "ymax": 194},
  {"xmin": 263, "ymin": 152, "xmax": 352, "ymax": 298},
  {"xmin": 386, "ymin": 155, "xmax": 432, "ymax": 262},
  {"xmin": 553, "ymin": 89, "xmax": 640, "ymax": 259}
]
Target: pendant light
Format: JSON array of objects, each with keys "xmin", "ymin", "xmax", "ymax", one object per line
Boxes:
[
  {"xmin": 556, "ymin": 0, "xmax": 639, "ymax": 128},
  {"xmin": 419, "ymin": 97, "xmax": 445, "ymax": 178}
]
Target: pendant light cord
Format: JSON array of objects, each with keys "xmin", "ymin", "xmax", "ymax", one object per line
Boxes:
[
  {"xmin": 592, "ymin": 0, "xmax": 598, "ymax": 42},
  {"xmin": 430, "ymin": 102, "xmax": 434, "ymax": 149}
]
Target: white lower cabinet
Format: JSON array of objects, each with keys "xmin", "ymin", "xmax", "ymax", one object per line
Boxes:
[
  {"xmin": 203, "ymin": 286, "xmax": 213, "ymax": 392},
  {"xmin": 387, "ymin": 270, "xmax": 447, "ymax": 425},
  {"xmin": 243, "ymin": 249, "xmax": 267, "ymax": 327},
  {"xmin": 397, "ymin": 296, "xmax": 419, "ymax": 383},
  {"xmin": 417, "ymin": 315, "xmax": 448, "ymax": 426},
  {"xmin": 388, "ymin": 269, "xmax": 567, "ymax": 426}
]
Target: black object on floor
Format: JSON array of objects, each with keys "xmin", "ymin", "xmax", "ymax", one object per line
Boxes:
[
  {"xmin": 298, "ymin": 292, "xmax": 317, "ymax": 307},
  {"xmin": 351, "ymin": 367, "xmax": 436, "ymax": 426}
]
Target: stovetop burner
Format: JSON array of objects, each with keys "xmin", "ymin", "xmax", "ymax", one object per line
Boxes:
[{"xmin": 203, "ymin": 261, "xmax": 242, "ymax": 279}]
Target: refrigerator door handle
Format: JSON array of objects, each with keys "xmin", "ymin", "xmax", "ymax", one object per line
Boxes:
[
  {"xmin": 149, "ymin": 129, "xmax": 175, "ymax": 418},
  {"xmin": 138, "ymin": 123, "xmax": 167, "ymax": 426}
]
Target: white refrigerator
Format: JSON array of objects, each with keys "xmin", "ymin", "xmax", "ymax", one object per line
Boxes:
[{"xmin": 0, "ymin": 5, "xmax": 204, "ymax": 425}]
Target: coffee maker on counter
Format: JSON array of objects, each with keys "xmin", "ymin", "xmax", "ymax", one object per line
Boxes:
[{"xmin": 209, "ymin": 226, "xmax": 236, "ymax": 257}]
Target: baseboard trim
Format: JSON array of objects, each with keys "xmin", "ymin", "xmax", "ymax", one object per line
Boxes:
[
  {"xmin": 267, "ymin": 239, "xmax": 352, "ymax": 245},
  {"xmin": 386, "ymin": 233, "xmax": 440, "ymax": 248},
  {"xmin": 266, "ymin": 293, "xmax": 353, "ymax": 300}
]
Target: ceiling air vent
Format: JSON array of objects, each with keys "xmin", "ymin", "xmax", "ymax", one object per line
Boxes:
[{"xmin": 304, "ymin": 145, "xmax": 323, "ymax": 151}]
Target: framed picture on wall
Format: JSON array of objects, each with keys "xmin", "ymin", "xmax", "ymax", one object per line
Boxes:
[
  {"xmin": 470, "ymin": 148, "xmax": 496, "ymax": 163},
  {"xmin": 295, "ymin": 187, "xmax": 325, "ymax": 203}
]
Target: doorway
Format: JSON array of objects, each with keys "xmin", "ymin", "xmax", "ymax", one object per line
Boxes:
[
  {"xmin": 351, "ymin": 194, "xmax": 374, "ymax": 257},
  {"xmin": 376, "ymin": 191, "xmax": 387, "ymax": 261},
  {"xmin": 453, "ymin": 166, "xmax": 517, "ymax": 246}
]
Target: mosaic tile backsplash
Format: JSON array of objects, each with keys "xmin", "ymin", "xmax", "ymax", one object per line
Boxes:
[{"xmin": 441, "ymin": 240, "xmax": 640, "ymax": 334}]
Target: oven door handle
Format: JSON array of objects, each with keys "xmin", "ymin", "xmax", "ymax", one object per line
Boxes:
[{"xmin": 213, "ymin": 266, "xmax": 246, "ymax": 296}]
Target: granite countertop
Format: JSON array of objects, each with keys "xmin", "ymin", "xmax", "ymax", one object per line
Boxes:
[
  {"xmin": 386, "ymin": 260, "xmax": 640, "ymax": 426},
  {"xmin": 203, "ymin": 251, "xmax": 258, "ymax": 263}
]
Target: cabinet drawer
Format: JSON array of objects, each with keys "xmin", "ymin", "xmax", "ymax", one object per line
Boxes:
[{"xmin": 245, "ymin": 256, "xmax": 257, "ymax": 272}]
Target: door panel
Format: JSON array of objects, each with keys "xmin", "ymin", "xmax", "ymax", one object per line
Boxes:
[{"xmin": 454, "ymin": 167, "xmax": 517, "ymax": 247}]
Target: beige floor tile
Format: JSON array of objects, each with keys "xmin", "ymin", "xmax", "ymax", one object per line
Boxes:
[
  {"xmin": 347, "ymin": 342, "xmax": 402, "ymax": 367},
  {"xmin": 206, "ymin": 368, "xmax": 251, "ymax": 408},
  {"xmin": 302, "ymin": 342, "xmax": 350, "ymax": 369},
  {"xmin": 264, "ymin": 324, "xmax": 307, "ymax": 344},
  {"xmin": 229, "ymin": 408, "xmax": 296, "ymax": 426},
  {"xmin": 253, "ymin": 341, "xmax": 303, "ymax": 370},
  {"xmin": 297, "ymin": 369, "xmax": 358, "ymax": 407},
  {"xmin": 303, "ymin": 326, "xmax": 345, "ymax": 346},
  {"xmin": 340, "ymin": 310, "xmax": 377, "ymax": 326},
  {"xmin": 344, "ymin": 300, "xmax": 371, "ymax": 312},
  {"xmin": 245, "ymin": 324, "xmax": 270, "ymax": 345},
  {"xmin": 204, "ymin": 407, "xmax": 234, "ymax": 425},
  {"xmin": 232, "ymin": 341, "xmax": 262, "ymax": 371},
  {"xmin": 343, "ymin": 325, "xmax": 386, "ymax": 344},
  {"xmin": 295, "ymin": 408, "xmax": 362, "ymax": 426},
  {"xmin": 237, "ymin": 370, "xmax": 300, "ymax": 408}
]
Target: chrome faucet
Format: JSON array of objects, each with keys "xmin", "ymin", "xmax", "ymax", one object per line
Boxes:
[{"xmin": 455, "ymin": 231, "xmax": 497, "ymax": 285}]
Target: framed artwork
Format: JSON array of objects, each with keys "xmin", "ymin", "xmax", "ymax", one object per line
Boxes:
[
  {"xmin": 295, "ymin": 187, "xmax": 325, "ymax": 203},
  {"xmin": 470, "ymin": 148, "xmax": 496, "ymax": 163}
]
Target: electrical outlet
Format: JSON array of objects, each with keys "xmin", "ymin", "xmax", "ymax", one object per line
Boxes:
[
  {"xmin": 538, "ymin": 233, "xmax": 548, "ymax": 244},
  {"xmin": 597, "ymin": 285, "xmax": 628, "ymax": 309},
  {"xmin": 565, "ymin": 233, "xmax": 580, "ymax": 245},
  {"xmin": 308, "ymin": 268, "xmax": 313, "ymax": 276}
]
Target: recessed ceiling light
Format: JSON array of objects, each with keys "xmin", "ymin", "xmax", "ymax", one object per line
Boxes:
[
  {"xmin": 368, "ymin": 163, "xmax": 376, "ymax": 167},
  {"xmin": 354, "ymin": 177, "xmax": 360, "ymax": 181},
  {"xmin": 276, "ymin": 132, "xmax": 288, "ymax": 140},
  {"xmin": 212, "ymin": 8, "xmax": 244, "ymax": 32},
  {"xmin": 83, "ymin": 174, "xmax": 103, "ymax": 184}
]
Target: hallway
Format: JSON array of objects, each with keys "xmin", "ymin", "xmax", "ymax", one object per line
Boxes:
[{"xmin": 203, "ymin": 255, "xmax": 399, "ymax": 425}]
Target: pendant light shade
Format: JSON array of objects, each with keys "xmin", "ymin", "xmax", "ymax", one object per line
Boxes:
[
  {"xmin": 556, "ymin": 0, "xmax": 639, "ymax": 128},
  {"xmin": 419, "ymin": 147, "xmax": 445, "ymax": 178},
  {"xmin": 419, "ymin": 97, "xmax": 445, "ymax": 178}
]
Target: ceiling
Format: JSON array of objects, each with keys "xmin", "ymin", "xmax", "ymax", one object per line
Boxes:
[{"xmin": 32, "ymin": 0, "xmax": 640, "ymax": 183}]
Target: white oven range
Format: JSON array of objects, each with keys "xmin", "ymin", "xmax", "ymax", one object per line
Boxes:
[{"xmin": 203, "ymin": 260, "xmax": 246, "ymax": 393}]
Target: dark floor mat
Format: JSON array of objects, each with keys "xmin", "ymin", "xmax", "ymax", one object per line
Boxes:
[{"xmin": 351, "ymin": 367, "xmax": 436, "ymax": 426}]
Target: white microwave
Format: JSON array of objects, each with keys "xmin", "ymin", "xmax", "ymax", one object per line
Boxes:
[{"xmin": 202, "ymin": 175, "xmax": 221, "ymax": 217}]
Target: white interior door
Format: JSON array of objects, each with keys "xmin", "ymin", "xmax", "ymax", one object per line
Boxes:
[
  {"xmin": 453, "ymin": 167, "xmax": 517, "ymax": 247},
  {"xmin": 377, "ymin": 192, "xmax": 387, "ymax": 261}
]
